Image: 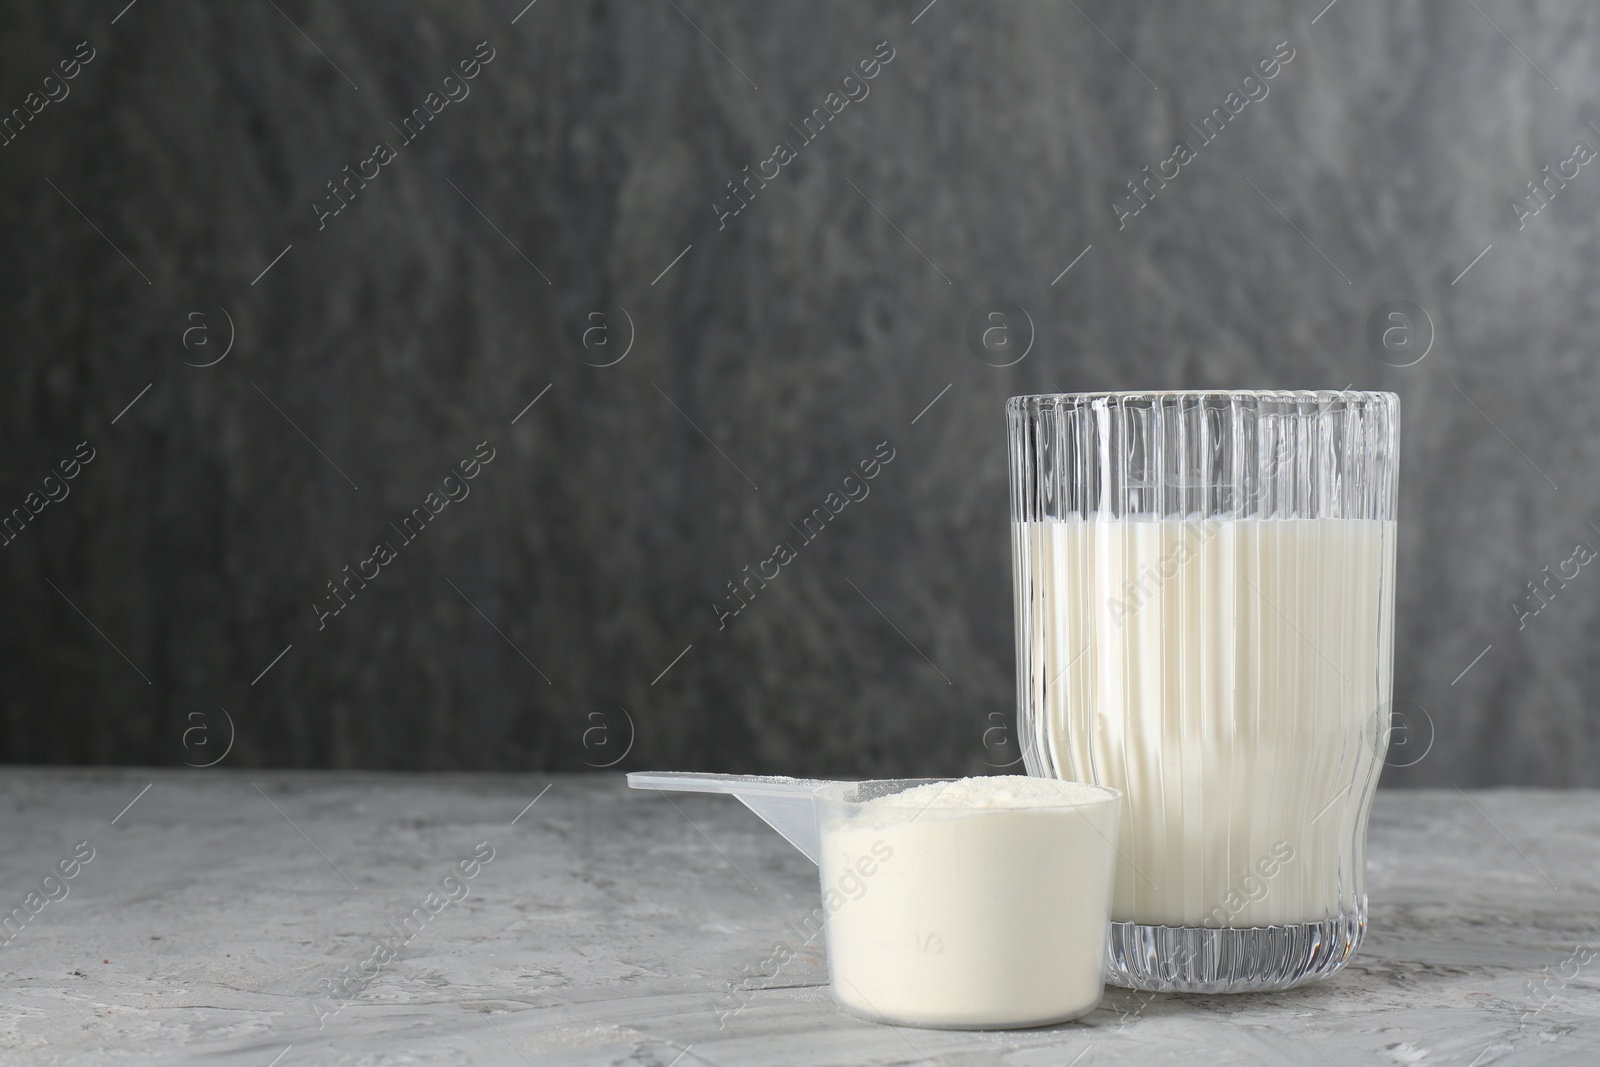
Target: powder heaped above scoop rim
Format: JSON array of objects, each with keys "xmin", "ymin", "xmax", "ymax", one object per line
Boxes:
[{"xmin": 824, "ymin": 775, "xmax": 1119, "ymax": 813}]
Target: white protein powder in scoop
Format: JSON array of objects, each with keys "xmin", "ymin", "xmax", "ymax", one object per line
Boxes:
[{"xmin": 818, "ymin": 775, "xmax": 1119, "ymax": 1029}]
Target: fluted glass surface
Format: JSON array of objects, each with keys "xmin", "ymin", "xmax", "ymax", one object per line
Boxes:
[{"xmin": 1006, "ymin": 391, "xmax": 1400, "ymax": 992}]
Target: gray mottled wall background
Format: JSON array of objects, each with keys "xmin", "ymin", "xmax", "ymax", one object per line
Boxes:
[{"xmin": 2, "ymin": 0, "xmax": 1596, "ymax": 785}]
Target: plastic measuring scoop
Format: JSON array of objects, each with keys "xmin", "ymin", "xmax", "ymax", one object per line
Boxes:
[
  {"xmin": 626, "ymin": 771, "xmax": 834, "ymax": 864},
  {"xmin": 630, "ymin": 771, "xmax": 1125, "ymax": 1029}
]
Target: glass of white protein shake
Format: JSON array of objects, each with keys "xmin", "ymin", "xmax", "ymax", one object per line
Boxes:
[{"xmin": 1006, "ymin": 390, "xmax": 1399, "ymax": 992}]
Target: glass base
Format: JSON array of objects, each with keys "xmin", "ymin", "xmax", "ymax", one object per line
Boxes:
[{"xmin": 1104, "ymin": 909, "xmax": 1366, "ymax": 993}]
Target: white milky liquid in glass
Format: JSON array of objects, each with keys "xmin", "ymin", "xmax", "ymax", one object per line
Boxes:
[{"xmin": 1014, "ymin": 517, "xmax": 1397, "ymax": 928}]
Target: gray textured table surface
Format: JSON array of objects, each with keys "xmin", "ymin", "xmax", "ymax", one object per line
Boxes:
[{"xmin": 1, "ymin": 771, "xmax": 1597, "ymax": 1066}]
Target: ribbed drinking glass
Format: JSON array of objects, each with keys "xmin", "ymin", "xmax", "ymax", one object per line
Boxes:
[{"xmin": 1006, "ymin": 390, "xmax": 1400, "ymax": 992}]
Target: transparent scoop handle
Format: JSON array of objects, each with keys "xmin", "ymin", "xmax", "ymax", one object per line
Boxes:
[{"xmin": 626, "ymin": 772, "xmax": 838, "ymax": 865}]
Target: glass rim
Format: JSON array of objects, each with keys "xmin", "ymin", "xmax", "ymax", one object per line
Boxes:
[
  {"xmin": 812, "ymin": 777, "xmax": 1122, "ymax": 811},
  {"xmin": 1008, "ymin": 389, "xmax": 1397, "ymax": 404}
]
